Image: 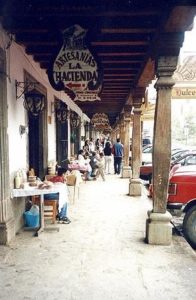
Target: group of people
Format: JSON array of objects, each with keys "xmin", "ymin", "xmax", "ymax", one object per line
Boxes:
[
  {"xmin": 78, "ymin": 137, "xmax": 124, "ymax": 180},
  {"xmin": 41, "ymin": 137, "xmax": 124, "ymax": 224}
]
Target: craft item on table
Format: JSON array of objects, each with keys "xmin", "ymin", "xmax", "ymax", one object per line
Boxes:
[
  {"xmin": 28, "ymin": 168, "xmax": 35, "ymax": 176},
  {"xmin": 37, "ymin": 181, "xmax": 53, "ymax": 189},
  {"xmin": 28, "ymin": 176, "xmax": 37, "ymax": 187}
]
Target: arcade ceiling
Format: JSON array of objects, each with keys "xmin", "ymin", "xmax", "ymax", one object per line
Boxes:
[{"xmin": 1, "ymin": 0, "xmax": 196, "ymax": 125}]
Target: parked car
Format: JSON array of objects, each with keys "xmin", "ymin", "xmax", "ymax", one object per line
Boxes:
[
  {"xmin": 142, "ymin": 144, "xmax": 152, "ymax": 151},
  {"xmin": 129, "ymin": 142, "xmax": 153, "ymax": 166},
  {"xmin": 142, "ymin": 137, "xmax": 152, "ymax": 147},
  {"xmin": 142, "ymin": 145, "xmax": 153, "ymax": 164},
  {"xmin": 140, "ymin": 163, "xmax": 153, "ymax": 182},
  {"xmin": 167, "ymin": 165, "xmax": 196, "ymax": 248},
  {"xmin": 171, "ymin": 149, "xmax": 190, "ymax": 162},
  {"xmin": 140, "ymin": 150, "xmax": 196, "ymax": 183}
]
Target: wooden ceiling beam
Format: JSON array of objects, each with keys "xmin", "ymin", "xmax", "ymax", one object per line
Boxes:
[
  {"xmin": 38, "ymin": 63, "xmax": 142, "ymax": 69},
  {"xmin": 19, "ymin": 41, "xmax": 58, "ymax": 46},
  {"xmin": 12, "ymin": 28, "xmax": 48, "ymax": 33},
  {"xmin": 102, "ymin": 92, "xmax": 128, "ymax": 95},
  {"xmin": 4, "ymin": 8, "xmax": 160, "ymax": 17},
  {"xmin": 104, "ymin": 70, "xmax": 138, "ymax": 74},
  {"xmin": 16, "ymin": 32, "xmax": 151, "ymax": 42},
  {"xmin": 104, "ymin": 68, "xmax": 138, "ymax": 71},
  {"xmin": 98, "ymin": 52, "xmax": 145, "ymax": 56},
  {"xmin": 104, "ymin": 78, "xmax": 132, "ymax": 83},
  {"xmin": 104, "ymin": 80, "xmax": 130, "ymax": 88},
  {"xmin": 104, "ymin": 74, "xmax": 135, "ymax": 77},
  {"xmin": 66, "ymin": 10, "xmax": 159, "ymax": 18},
  {"xmin": 77, "ymin": 106, "xmax": 121, "ymax": 110},
  {"xmin": 91, "ymin": 41, "xmax": 149, "ymax": 46},
  {"xmin": 101, "ymin": 28, "xmax": 157, "ymax": 33},
  {"xmin": 102, "ymin": 60, "xmax": 141, "ymax": 64},
  {"xmin": 104, "ymin": 78, "xmax": 133, "ymax": 81},
  {"xmin": 34, "ymin": 54, "xmax": 51, "ymax": 58},
  {"xmin": 103, "ymin": 89, "xmax": 130, "ymax": 91},
  {"xmin": 101, "ymin": 99, "xmax": 126, "ymax": 102}
]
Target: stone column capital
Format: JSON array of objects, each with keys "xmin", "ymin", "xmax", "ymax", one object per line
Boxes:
[
  {"xmin": 133, "ymin": 107, "xmax": 142, "ymax": 115},
  {"xmin": 155, "ymin": 56, "xmax": 179, "ymax": 90},
  {"xmin": 120, "ymin": 121, "xmax": 125, "ymax": 128},
  {"xmin": 124, "ymin": 104, "xmax": 132, "ymax": 112},
  {"xmin": 123, "ymin": 111, "xmax": 131, "ymax": 122},
  {"xmin": 131, "ymin": 87, "xmax": 146, "ymax": 107}
]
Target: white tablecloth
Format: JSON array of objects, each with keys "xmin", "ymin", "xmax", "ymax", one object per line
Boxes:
[{"xmin": 11, "ymin": 183, "xmax": 69, "ymax": 211}]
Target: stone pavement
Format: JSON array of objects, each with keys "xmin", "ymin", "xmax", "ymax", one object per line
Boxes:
[{"xmin": 0, "ymin": 174, "xmax": 195, "ymax": 300}]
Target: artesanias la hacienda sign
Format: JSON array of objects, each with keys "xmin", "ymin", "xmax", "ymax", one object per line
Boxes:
[{"xmin": 49, "ymin": 25, "xmax": 102, "ymax": 101}]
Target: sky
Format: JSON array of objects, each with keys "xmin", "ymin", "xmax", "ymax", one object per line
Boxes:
[{"xmin": 180, "ymin": 16, "xmax": 196, "ymax": 58}]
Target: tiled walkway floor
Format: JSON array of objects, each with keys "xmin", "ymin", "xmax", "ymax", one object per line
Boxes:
[{"xmin": 0, "ymin": 174, "xmax": 195, "ymax": 300}]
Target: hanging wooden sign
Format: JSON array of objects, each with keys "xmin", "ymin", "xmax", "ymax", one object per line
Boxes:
[
  {"xmin": 75, "ymin": 91, "xmax": 100, "ymax": 102},
  {"xmin": 49, "ymin": 25, "xmax": 102, "ymax": 101}
]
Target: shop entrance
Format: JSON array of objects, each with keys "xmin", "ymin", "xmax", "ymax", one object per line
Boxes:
[{"xmin": 28, "ymin": 112, "xmax": 44, "ymax": 179}]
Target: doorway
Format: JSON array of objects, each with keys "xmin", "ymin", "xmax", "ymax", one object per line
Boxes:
[
  {"xmin": 25, "ymin": 72, "xmax": 48, "ymax": 180},
  {"xmin": 55, "ymin": 100, "xmax": 68, "ymax": 169},
  {"xmin": 28, "ymin": 112, "xmax": 44, "ymax": 179}
]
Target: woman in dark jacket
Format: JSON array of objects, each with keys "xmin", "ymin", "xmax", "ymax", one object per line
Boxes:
[{"xmin": 103, "ymin": 141, "xmax": 112, "ymax": 174}]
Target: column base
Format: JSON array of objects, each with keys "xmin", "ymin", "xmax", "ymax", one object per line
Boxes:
[
  {"xmin": 0, "ymin": 218, "xmax": 15, "ymax": 245},
  {"xmin": 121, "ymin": 166, "xmax": 132, "ymax": 178},
  {"xmin": 145, "ymin": 211, "xmax": 172, "ymax": 245},
  {"xmin": 129, "ymin": 178, "xmax": 142, "ymax": 196}
]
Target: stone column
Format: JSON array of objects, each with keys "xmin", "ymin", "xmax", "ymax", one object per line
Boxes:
[
  {"xmin": 0, "ymin": 48, "xmax": 15, "ymax": 244},
  {"xmin": 146, "ymin": 55, "xmax": 182, "ymax": 245},
  {"xmin": 122, "ymin": 112, "xmax": 132, "ymax": 178},
  {"xmin": 120, "ymin": 120, "xmax": 125, "ymax": 145},
  {"xmin": 110, "ymin": 130, "xmax": 115, "ymax": 144},
  {"xmin": 116, "ymin": 125, "xmax": 120, "ymax": 139},
  {"xmin": 129, "ymin": 106, "xmax": 142, "ymax": 195}
]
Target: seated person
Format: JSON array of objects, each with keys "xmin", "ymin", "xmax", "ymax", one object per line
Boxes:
[
  {"xmin": 78, "ymin": 149, "xmax": 93, "ymax": 180},
  {"xmin": 89, "ymin": 151, "xmax": 99, "ymax": 176},
  {"xmin": 44, "ymin": 168, "xmax": 71, "ymax": 224}
]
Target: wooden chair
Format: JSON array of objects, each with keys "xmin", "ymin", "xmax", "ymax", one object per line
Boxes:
[
  {"xmin": 32, "ymin": 196, "xmax": 57, "ymax": 224},
  {"xmin": 66, "ymin": 171, "xmax": 82, "ymax": 204}
]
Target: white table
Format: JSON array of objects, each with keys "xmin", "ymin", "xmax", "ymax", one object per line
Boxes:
[{"xmin": 11, "ymin": 183, "xmax": 69, "ymax": 236}]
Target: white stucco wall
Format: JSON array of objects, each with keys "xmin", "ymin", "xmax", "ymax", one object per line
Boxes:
[{"xmin": 0, "ymin": 26, "xmax": 89, "ymax": 183}]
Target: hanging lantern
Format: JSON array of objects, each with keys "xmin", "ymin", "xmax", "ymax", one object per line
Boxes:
[
  {"xmin": 23, "ymin": 89, "xmax": 45, "ymax": 116},
  {"xmin": 55, "ymin": 101, "xmax": 69, "ymax": 123},
  {"xmin": 70, "ymin": 111, "xmax": 80, "ymax": 128},
  {"xmin": 84, "ymin": 121, "xmax": 89, "ymax": 132}
]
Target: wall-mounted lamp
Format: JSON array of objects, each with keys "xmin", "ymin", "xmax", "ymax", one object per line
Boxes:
[
  {"xmin": 15, "ymin": 80, "xmax": 45, "ymax": 116},
  {"xmin": 55, "ymin": 101, "xmax": 69, "ymax": 123},
  {"xmin": 70, "ymin": 111, "xmax": 80, "ymax": 128},
  {"xmin": 84, "ymin": 121, "xmax": 89, "ymax": 132}
]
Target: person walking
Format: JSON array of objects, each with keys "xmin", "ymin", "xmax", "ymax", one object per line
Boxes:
[
  {"xmin": 96, "ymin": 152, "xmax": 105, "ymax": 181},
  {"xmin": 104, "ymin": 141, "xmax": 112, "ymax": 174},
  {"xmin": 112, "ymin": 138, "xmax": 124, "ymax": 175},
  {"xmin": 89, "ymin": 138, "xmax": 95, "ymax": 153}
]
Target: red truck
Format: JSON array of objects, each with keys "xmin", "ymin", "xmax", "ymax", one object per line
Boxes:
[{"xmin": 167, "ymin": 165, "xmax": 196, "ymax": 248}]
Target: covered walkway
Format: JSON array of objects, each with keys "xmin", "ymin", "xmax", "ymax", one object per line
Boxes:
[{"xmin": 0, "ymin": 175, "xmax": 195, "ymax": 300}]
